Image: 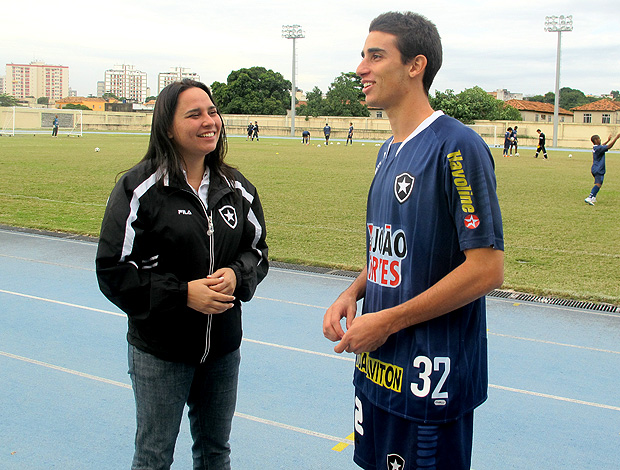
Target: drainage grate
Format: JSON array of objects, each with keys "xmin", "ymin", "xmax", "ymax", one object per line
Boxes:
[
  {"xmin": 487, "ymin": 289, "xmax": 620, "ymax": 314},
  {"xmin": 270, "ymin": 261, "xmax": 359, "ymax": 278},
  {"xmin": 271, "ymin": 262, "xmax": 620, "ymax": 314}
]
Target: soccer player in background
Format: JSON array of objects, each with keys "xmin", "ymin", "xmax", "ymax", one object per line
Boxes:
[
  {"xmin": 323, "ymin": 122, "xmax": 331, "ymax": 145},
  {"xmin": 534, "ymin": 128, "xmax": 547, "ymax": 159},
  {"xmin": 246, "ymin": 121, "xmax": 253, "ymax": 141},
  {"xmin": 252, "ymin": 121, "xmax": 259, "ymax": 141},
  {"xmin": 346, "ymin": 122, "xmax": 354, "ymax": 145},
  {"xmin": 323, "ymin": 11, "xmax": 504, "ymax": 470},
  {"xmin": 585, "ymin": 132, "xmax": 620, "ymax": 205},
  {"xmin": 509, "ymin": 125, "xmax": 519, "ymax": 156},
  {"xmin": 503, "ymin": 126, "xmax": 513, "ymax": 157}
]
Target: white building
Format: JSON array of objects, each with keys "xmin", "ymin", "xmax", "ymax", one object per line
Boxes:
[
  {"xmin": 495, "ymin": 89, "xmax": 524, "ymax": 101},
  {"xmin": 104, "ymin": 64, "xmax": 148, "ymax": 103},
  {"xmin": 0, "ymin": 75, "xmax": 5, "ymax": 94},
  {"xmin": 5, "ymin": 61, "xmax": 69, "ymax": 100},
  {"xmin": 158, "ymin": 67, "xmax": 200, "ymax": 95}
]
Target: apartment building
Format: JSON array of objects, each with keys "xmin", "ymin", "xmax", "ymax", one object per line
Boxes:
[
  {"xmin": 104, "ymin": 64, "xmax": 148, "ymax": 102},
  {"xmin": 157, "ymin": 67, "xmax": 200, "ymax": 94},
  {"xmin": 5, "ymin": 61, "xmax": 69, "ymax": 100}
]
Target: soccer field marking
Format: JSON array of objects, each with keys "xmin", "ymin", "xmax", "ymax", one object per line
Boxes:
[
  {"xmin": 508, "ymin": 243, "xmax": 620, "ymax": 259},
  {"xmin": 3, "ymin": 288, "xmax": 620, "ymax": 412},
  {"xmin": 0, "ymin": 193, "xmax": 106, "ymax": 207},
  {"xmin": 0, "ymin": 349, "xmax": 354, "ymax": 447}
]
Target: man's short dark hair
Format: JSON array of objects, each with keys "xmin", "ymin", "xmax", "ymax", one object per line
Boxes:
[
  {"xmin": 591, "ymin": 134, "xmax": 600, "ymax": 143},
  {"xmin": 369, "ymin": 11, "xmax": 442, "ymax": 95}
]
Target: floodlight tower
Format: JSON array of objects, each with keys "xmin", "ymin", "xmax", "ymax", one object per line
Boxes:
[
  {"xmin": 545, "ymin": 15, "xmax": 573, "ymax": 148},
  {"xmin": 282, "ymin": 24, "xmax": 304, "ymax": 136}
]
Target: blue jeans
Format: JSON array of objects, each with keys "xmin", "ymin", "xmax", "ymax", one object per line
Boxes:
[{"xmin": 128, "ymin": 345, "xmax": 241, "ymax": 470}]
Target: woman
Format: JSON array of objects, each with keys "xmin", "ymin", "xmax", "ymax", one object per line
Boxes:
[{"xmin": 96, "ymin": 79, "xmax": 268, "ymax": 469}]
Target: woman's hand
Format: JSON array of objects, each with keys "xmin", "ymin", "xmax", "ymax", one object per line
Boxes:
[{"xmin": 187, "ymin": 276, "xmax": 235, "ymax": 314}]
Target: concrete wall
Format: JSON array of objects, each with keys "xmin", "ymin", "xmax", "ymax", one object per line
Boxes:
[{"xmin": 3, "ymin": 107, "xmax": 619, "ymax": 149}]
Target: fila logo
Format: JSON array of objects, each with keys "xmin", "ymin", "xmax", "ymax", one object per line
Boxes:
[
  {"xmin": 178, "ymin": 209, "xmax": 193, "ymax": 216},
  {"xmin": 219, "ymin": 205, "xmax": 238, "ymax": 229},
  {"xmin": 394, "ymin": 173, "xmax": 414, "ymax": 204}
]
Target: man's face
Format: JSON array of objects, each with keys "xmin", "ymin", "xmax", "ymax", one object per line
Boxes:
[
  {"xmin": 592, "ymin": 136, "xmax": 601, "ymax": 145},
  {"xmin": 356, "ymin": 31, "xmax": 412, "ymax": 110}
]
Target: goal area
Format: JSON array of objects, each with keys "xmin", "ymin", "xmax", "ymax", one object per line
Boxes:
[
  {"xmin": 1, "ymin": 107, "xmax": 82, "ymax": 137},
  {"xmin": 466, "ymin": 124, "xmax": 498, "ymax": 148}
]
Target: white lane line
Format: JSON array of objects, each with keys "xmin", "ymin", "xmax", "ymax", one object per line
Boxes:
[
  {"xmin": 234, "ymin": 412, "xmax": 353, "ymax": 444},
  {"xmin": 243, "ymin": 338, "xmax": 354, "ymax": 362},
  {"xmin": 254, "ymin": 295, "xmax": 326, "ymax": 310},
  {"xmin": 0, "ymin": 253, "xmax": 95, "ymax": 271},
  {"xmin": 489, "ymin": 384, "xmax": 620, "ymax": 412},
  {"xmin": 0, "ymin": 350, "xmax": 131, "ymax": 389},
  {"xmin": 0, "ymin": 289, "xmax": 125, "ymax": 317},
  {"xmin": 0, "ymin": 350, "xmax": 353, "ymax": 446},
  {"xmin": 490, "ymin": 332, "xmax": 620, "ymax": 355},
  {"xmin": 2, "ymin": 289, "xmax": 620, "ymax": 412}
]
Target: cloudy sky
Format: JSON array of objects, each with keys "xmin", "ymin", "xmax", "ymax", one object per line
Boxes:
[{"xmin": 2, "ymin": 0, "xmax": 619, "ymax": 98}]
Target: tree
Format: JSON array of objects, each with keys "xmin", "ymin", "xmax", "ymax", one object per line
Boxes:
[
  {"xmin": 430, "ymin": 86, "xmax": 521, "ymax": 124},
  {"xmin": 63, "ymin": 103, "xmax": 91, "ymax": 110},
  {"xmin": 297, "ymin": 86, "xmax": 325, "ymax": 117},
  {"xmin": 610, "ymin": 90, "xmax": 619, "ymax": 100},
  {"xmin": 323, "ymin": 72, "xmax": 369, "ymax": 117},
  {"xmin": 0, "ymin": 94, "xmax": 20, "ymax": 107},
  {"xmin": 37, "ymin": 97, "xmax": 49, "ymax": 105},
  {"xmin": 211, "ymin": 67, "xmax": 291, "ymax": 115},
  {"xmin": 527, "ymin": 87, "xmax": 596, "ymax": 109},
  {"xmin": 102, "ymin": 92, "xmax": 120, "ymax": 101}
]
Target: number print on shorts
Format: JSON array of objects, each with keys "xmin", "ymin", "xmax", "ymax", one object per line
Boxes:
[
  {"xmin": 354, "ymin": 395, "xmax": 364, "ymax": 436},
  {"xmin": 410, "ymin": 356, "xmax": 451, "ymax": 400}
]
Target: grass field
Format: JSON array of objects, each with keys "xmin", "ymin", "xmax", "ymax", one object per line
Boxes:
[{"xmin": 1, "ymin": 132, "xmax": 618, "ymax": 305}]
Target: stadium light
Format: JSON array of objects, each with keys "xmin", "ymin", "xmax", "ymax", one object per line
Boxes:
[
  {"xmin": 282, "ymin": 24, "xmax": 304, "ymax": 137},
  {"xmin": 545, "ymin": 15, "xmax": 573, "ymax": 148}
]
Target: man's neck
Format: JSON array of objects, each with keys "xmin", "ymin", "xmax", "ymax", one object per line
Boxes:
[{"xmin": 387, "ymin": 94, "xmax": 435, "ymax": 143}]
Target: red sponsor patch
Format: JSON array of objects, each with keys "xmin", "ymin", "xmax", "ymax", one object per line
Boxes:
[{"xmin": 464, "ymin": 214, "xmax": 480, "ymax": 229}]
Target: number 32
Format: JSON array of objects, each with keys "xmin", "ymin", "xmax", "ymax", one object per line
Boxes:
[{"xmin": 410, "ymin": 356, "xmax": 450, "ymax": 399}]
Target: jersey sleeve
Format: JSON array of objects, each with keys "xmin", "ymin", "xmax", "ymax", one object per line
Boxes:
[{"xmin": 443, "ymin": 130, "xmax": 504, "ymax": 252}]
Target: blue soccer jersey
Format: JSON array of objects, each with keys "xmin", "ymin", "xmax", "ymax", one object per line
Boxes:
[
  {"xmin": 354, "ymin": 111, "xmax": 504, "ymax": 423},
  {"xmin": 591, "ymin": 144, "xmax": 608, "ymax": 175}
]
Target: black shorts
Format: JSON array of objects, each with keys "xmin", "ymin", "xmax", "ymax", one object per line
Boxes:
[{"xmin": 353, "ymin": 390, "xmax": 474, "ymax": 470}]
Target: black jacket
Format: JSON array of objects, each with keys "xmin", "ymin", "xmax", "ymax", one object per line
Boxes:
[{"xmin": 96, "ymin": 161, "xmax": 268, "ymax": 364}]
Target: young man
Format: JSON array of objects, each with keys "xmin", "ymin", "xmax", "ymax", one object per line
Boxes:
[
  {"xmin": 252, "ymin": 121, "xmax": 259, "ymax": 141},
  {"xmin": 323, "ymin": 123, "xmax": 331, "ymax": 145},
  {"xmin": 510, "ymin": 125, "xmax": 519, "ymax": 156},
  {"xmin": 346, "ymin": 122, "xmax": 354, "ymax": 145},
  {"xmin": 534, "ymin": 129, "xmax": 547, "ymax": 159},
  {"xmin": 246, "ymin": 122, "xmax": 253, "ymax": 141},
  {"xmin": 323, "ymin": 11, "xmax": 504, "ymax": 470},
  {"xmin": 585, "ymin": 132, "xmax": 620, "ymax": 205},
  {"xmin": 302, "ymin": 129, "xmax": 311, "ymax": 145},
  {"xmin": 503, "ymin": 127, "xmax": 513, "ymax": 157}
]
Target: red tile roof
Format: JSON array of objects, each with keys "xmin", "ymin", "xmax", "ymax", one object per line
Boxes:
[
  {"xmin": 505, "ymin": 99, "xmax": 572, "ymax": 115},
  {"xmin": 570, "ymin": 99, "xmax": 620, "ymax": 111}
]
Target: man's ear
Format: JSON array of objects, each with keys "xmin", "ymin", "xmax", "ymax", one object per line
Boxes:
[{"xmin": 408, "ymin": 54, "xmax": 427, "ymax": 79}]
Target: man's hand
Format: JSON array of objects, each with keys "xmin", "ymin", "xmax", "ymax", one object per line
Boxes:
[
  {"xmin": 333, "ymin": 311, "xmax": 391, "ymax": 354},
  {"xmin": 323, "ymin": 294, "xmax": 357, "ymax": 342}
]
